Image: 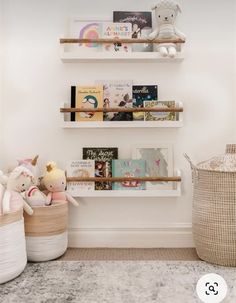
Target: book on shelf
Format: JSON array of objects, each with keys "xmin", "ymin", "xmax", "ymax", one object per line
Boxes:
[
  {"xmin": 76, "ymin": 85, "xmax": 103, "ymax": 122},
  {"xmin": 132, "ymin": 85, "xmax": 158, "ymax": 121},
  {"xmin": 96, "ymin": 80, "xmax": 133, "ymax": 121},
  {"xmin": 101, "ymin": 22, "xmax": 132, "ymax": 52},
  {"xmin": 71, "ymin": 86, "xmax": 76, "ymax": 121},
  {"xmin": 83, "ymin": 147, "xmax": 118, "ymax": 190},
  {"xmin": 113, "ymin": 11, "xmax": 152, "ymax": 52},
  {"xmin": 112, "ymin": 159, "xmax": 146, "ymax": 190},
  {"xmin": 144, "ymin": 101, "xmax": 177, "ymax": 121},
  {"xmin": 66, "ymin": 160, "xmax": 95, "ymax": 195},
  {"xmin": 69, "ymin": 20, "xmax": 102, "ymax": 53},
  {"xmin": 132, "ymin": 144, "xmax": 173, "ymax": 190}
]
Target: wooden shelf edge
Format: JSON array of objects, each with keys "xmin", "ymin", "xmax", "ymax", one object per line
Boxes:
[{"xmin": 68, "ymin": 170, "xmax": 182, "ymax": 198}]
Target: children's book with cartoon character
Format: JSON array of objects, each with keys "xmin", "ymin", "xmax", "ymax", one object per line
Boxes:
[
  {"xmin": 76, "ymin": 85, "xmax": 103, "ymax": 122},
  {"xmin": 112, "ymin": 159, "xmax": 146, "ymax": 190},
  {"xmin": 132, "ymin": 85, "xmax": 158, "ymax": 121},
  {"xmin": 83, "ymin": 147, "xmax": 118, "ymax": 190},
  {"xmin": 66, "ymin": 160, "xmax": 95, "ymax": 195},
  {"xmin": 113, "ymin": 11, "xmax": 152, "ymax": 52},
  {"xmin": 101, "ymin": 22, "xmax": 132, "ymax": 53},
  {"xmin": 132, "ymin": 145, "xmax": 173, "ymax": 190},
  {"xmin": 96, "ymin": 80, "xmax": 133, "ymax": 121}
]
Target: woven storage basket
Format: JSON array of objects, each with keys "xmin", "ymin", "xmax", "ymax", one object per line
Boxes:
[
  {"xmin": 24, "ymin": 201, "xmax": 68, "ymax": 262},
  {"xmin": 0, "ymin": 210, "xmax": 27, "ymax": 284},
  {"xmin": 185, "ymin": 144, "xmax": 236, "ymax": 266}
]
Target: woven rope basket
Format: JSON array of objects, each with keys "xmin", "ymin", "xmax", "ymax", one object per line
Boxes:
[
  {"xmin": 24, "ymin": 201, "xmax": 68, "ymax": 262},
  {"xmin": 0, "ymin": 210, "xmax": 27, "ymax": 284},
  {"xmin": 185, "ymin": 146, "xmax": 236, "ymax": 266}
]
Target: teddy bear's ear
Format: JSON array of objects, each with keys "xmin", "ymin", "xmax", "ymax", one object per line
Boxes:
[
  {"xmin": 176, "ymin": 4, "xmax": 182, "ymax": 13},
  {"xmin": 151, "ymin": 5, "xmax": 157, "ymax": 10}
]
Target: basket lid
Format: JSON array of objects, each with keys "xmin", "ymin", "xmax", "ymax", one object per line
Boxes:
[{"xmin": 197, "ymin": 144, "xmax": 236, "ymax": 172}]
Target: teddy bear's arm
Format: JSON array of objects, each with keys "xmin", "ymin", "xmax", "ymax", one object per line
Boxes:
[
  {"xmin": 174, "ymin": 28, "xmax": 186, "ymax": 40},
  {"xmin": 65, "ymin": 192, "xmax": 79, "ymax": 207},
  {"xmin": 148, "ymin": 28, "xmax": 160, "ymax": 40}
]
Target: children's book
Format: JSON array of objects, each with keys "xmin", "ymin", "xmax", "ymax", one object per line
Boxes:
[
  {"xmin": 132, "ymin": 85, "xmax": 158, "ymax": 121},
  {"xmin": 112, "ymin": 159, "xmax": 146, "ymax": 190},
  {"xmin": 132, "ymin": 144, "xmax": 173, "ymax": 190},
  {"xmin": 69, "ymin": 20, "xmax": 102, "ymax": 53},
  {"xmin": 101, "ymin": 22, "xmax": 132, "ymax": 53},
  {"xmin": 66, "ymin": 160, "xmax": 95, "ymax": 195},
  {"xmin": 113, "ymin": 11, "xmax": 152, "ymax": 52},
  {"xmin": 144, "ymin": 101, "xmax": 176, "ymax": 121},
  {"xmin": 76, "ymin": 85, "xmax": 103, "ymax": 122},
  {"xmin": 96, "ymin": 80, "xmax": 133, "ymax": 121},
  {"xmin": 70, "ymin": 86, "xmax": 76, "ymax": 121},
  {"xmin": 83, "ymin": 147, "xmax": 118, "ymax": 190}
]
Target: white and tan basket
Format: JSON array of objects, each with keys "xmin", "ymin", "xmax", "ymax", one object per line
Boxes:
[
  {"xmin": 185, "ymin": 144, "xmax": 236, "ymax": 266},
  {"xmin": 0, "ymin": 210, "xmax": 27, "ymax": 284},
  {"xmin": 24, "ymin": 201, "xmax": 68, "ymax": 262}
]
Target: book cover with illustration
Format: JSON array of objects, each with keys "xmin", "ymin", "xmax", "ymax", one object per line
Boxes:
[
  {"xmin": 112, "ymin": 159, "xmax": 146, "ymax": 190},
  {"xmin": 101, "ymin": 22, "xmax": 132, "ymax": 53},
  {"xmin": 66, "ymin": 160, "xmax": 95, "ymax": 195},
  {"xmin": 96, "ymin": 80, "xmax": 133, "ymax": 121},
  {"xmin": 132, "ymin": 85, "xmax": 158, "ymax": 121},
  {"xmin": 113, "ymin": 11, "xmax": 152, "ymax": 52},
  {"xmin": 83, "ymin": 147, "xmax": 118, "ymax": 190},
  {"xmin": 76, "ymin": 85, "xmax": 103, "ymax": 122},
  {"xmin": 144, "ymin": 101, "xmax": 176, "ymax": 121},
  {"xmin": 69, "ymin": 20, "xmax": 102, "ymax": 53},
  {"xmin": 132, "ymin": 145, "xmax": 173, "ymax": 190}
]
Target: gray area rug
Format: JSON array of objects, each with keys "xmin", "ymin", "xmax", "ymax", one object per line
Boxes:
[{"xmin": 0, "ymin": 261, "xmax": 236, "ymax": 303}]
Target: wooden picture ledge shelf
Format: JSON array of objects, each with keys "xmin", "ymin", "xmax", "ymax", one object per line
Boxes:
[
  {"xmin": 60, "ymin": 102, "xmax": 184, "ymax": 128},
  {"xmin": 66, "ymin": 170, "xmax": 182, "ymax": 198},
  {"xmin": 60, "ymin": 107, "xmax": 184, "ymax": 113},
  {"xmin": 60, "ymin": 38, "xmax": 185, "ymax": 44},
  {"xmin": 67, "ymin": 176, "xmax": 181, "ymax": 183}
]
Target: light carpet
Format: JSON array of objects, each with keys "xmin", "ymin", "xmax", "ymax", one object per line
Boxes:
[{"xmin": 0, "ymin": 261, "xmax": 236, "ymax": 303}]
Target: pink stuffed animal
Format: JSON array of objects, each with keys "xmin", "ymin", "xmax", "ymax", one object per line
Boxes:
[
  {"xmin": 43, "ymin": 162, "xmax": 79, "ymax": 206},
  {"xmin": 0, "ymin": 167, "xmax": 34, "ymax": 215}
]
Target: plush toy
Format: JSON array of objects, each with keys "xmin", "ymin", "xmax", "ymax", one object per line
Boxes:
[
  {"xmin": 18, "ymin": 155, "xmax": 40, "ymax": 185},
  {"xmin": 149, "ymin": 0, "xmax": 186, "ymax": 58},
  {"xmin": 25, "ymin": 185, "xmax": 47, "ymax": 207},
  {"xmin": 0, "ymin": 166, "xmax": 34, "ymax": 215},
  {"xmin": 43, "ymin": 162, "xmax": 79, "ymax": 207}
]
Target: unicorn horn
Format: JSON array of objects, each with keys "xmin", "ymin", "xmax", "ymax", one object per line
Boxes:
[{"xmin": 31, "ymin": 155, "xmax": 39, "ymax": 166}]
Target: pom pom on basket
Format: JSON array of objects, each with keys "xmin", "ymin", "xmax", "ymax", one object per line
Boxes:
[{"xmin": 0, "ymin": 210, "xmax": 27, "ymax": 284}]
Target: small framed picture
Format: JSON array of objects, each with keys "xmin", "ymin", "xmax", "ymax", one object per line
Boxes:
[{"xmin": 132, "ymin": 143, "xmax": 173, "ymax": 190}]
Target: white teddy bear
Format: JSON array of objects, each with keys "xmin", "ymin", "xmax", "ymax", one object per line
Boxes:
[{"xmin": 149, "ymin": 0, "xmax": 186, "ymax": 58}]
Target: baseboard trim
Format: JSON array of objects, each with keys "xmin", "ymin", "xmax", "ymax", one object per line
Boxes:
[{"xmin": 68, "ymin": 224, "xmax": 194, "ymax": 248}]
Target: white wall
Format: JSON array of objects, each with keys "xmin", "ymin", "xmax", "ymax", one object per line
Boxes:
[
  {"xmin": 0, "ymin": 0, "xmax": 4, "ymax": 168},
  {"xmin": 1, "ymin": 0, "xmax": 235, "ymax": 247}
]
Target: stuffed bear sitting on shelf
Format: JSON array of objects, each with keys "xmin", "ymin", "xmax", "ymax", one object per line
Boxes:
[{"xmin": 149, "ymin": 0, "xmax": 186, "ymax": 58}]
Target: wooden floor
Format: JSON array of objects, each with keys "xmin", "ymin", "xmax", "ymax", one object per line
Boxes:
[{"xmin": 58, "ymin": 248, "xmax": 200, "ymax": 261}]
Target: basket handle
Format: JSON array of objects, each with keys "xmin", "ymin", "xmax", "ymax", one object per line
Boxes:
[{"xmin": 183, "ymin": 153, "xmax": 197, "ymax": 170}]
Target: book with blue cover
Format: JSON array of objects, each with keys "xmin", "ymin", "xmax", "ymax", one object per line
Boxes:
[
  {"xmin": 112, "ymin": 159, "xmax": 146, "ymax": 190},
  {"xmin": 132, "ymin": 85, "xmax": 158, "ymax": 121}
]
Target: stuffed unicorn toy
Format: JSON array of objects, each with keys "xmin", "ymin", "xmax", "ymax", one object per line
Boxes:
[
  {"xmin": 149, "ymin": 0, "xmax": 185, "ymax": 58},
  {"xmin": 18, "ymin": 155, "xmax": 40, "ymax": 185},
  {"xmin": 17, "ymin": 155, "xmax": 47, "ymax": 207},
  {"xmin": 0, "ymin": 166, "xmax": 34, "ymax": 215},
  {"xmin": 43, "ymin": 162, "xmax": 79, "ymax": 206}
]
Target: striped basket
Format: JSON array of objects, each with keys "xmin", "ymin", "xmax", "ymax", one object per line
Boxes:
[
  {"xmin": 24, "ymin": 201, "xmax": 68, "ymax": 262},
  {"xmin": 185, "ymin": 148, "xmax": 236, "ymax": 266},
  {"xmin": 0, "ymin": 210, "xmax": 27, "ymax": 284}
]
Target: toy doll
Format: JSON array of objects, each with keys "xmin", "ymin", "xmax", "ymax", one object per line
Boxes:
[{"xmin": 43, "ymin": 162, "xmax": 79, "ymax": 206}]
